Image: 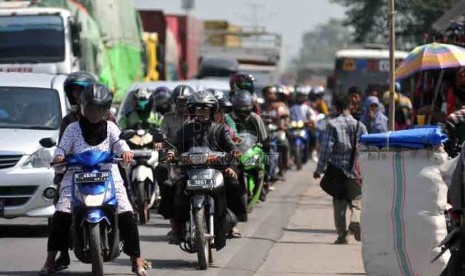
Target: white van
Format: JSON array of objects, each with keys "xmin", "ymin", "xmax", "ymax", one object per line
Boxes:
[{"xmin": 0, "ymin": 73, "xmax": 68, "ymax": 218}]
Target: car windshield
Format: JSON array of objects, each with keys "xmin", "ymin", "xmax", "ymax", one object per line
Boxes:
[
  {"xmin": 0, "ymin": 87, "xmax": 62, "ymax": 130},
  {"xmin": 0, "ymin": 15, "xmax": 65, "ymax": 63}
]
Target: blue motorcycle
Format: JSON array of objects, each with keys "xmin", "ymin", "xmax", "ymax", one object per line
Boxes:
[{"xmin": 39, "ymin": 130, "xmax": 135, "ymax": 276}]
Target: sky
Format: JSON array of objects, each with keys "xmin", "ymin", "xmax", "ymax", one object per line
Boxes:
[{"xmin": 134, "ymin": 0, "xmax": 346, "ymax": 64}]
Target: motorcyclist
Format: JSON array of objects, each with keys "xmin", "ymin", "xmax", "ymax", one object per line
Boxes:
[
  {"xmin": 155, "ymin": 84, "xmax": 194, "ymax": 243},
  {"xmin": 166, "ymin": 90, "xmax": 239, "ymax": 248},
  {"xmin": 310, "ymin": 86, "xmax": 329, "ymax": 116},
  {"xmin": 262, "ymin": 85, "xmax": 291, "ymax": 180},
  {"xmin": 152, "ymin": 86, "xmax": 173, "ymax": 116},
  {"xmin": 53, "ymin": 71, "xmax": 97, "ymax": 269},
  {"xmin": 208, "ymin": 89, "xmax": 238, "ymax": 136},
  {"xmin": 229, "ymin": 72, "xmax": 262, "ymax": 115},
  {"xmin": 118, "ymin": 87, "xmax": 165, "ymax": 131},
  {"xmin": 39, "ymin": 83, "xmax": 150, "ymax": 276},
  {"xmin": 230, "ymin": 90, "xmax": 269, "ymax": 200}
]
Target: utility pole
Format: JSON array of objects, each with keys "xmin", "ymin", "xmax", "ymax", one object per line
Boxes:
[{"xmin": 388, "ymin": 0, "xmax": 396, "ymax": 131}]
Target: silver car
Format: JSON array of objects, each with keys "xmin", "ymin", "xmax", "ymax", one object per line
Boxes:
[{"xmin": 0, "ymin": 73, "xmax": 68, "ymax": 218}]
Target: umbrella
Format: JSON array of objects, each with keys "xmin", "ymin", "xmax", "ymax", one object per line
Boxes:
[{"xmin": 395, "ymin": 42, "xmax": 465, "ymax": 80}]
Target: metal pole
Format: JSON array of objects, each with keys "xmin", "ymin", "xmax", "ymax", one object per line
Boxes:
[{"xmin": 388, "ymin": 0, "xmax": 396, "ymax": 131}]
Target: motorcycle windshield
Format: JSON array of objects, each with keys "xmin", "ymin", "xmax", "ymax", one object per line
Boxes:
[
  {"xmin": 68, "ymin": 150, "xmax": 113, "ymax": 167},
  {"xmin": 236, "ymin": 133, "xmax": 258, "ymax": 153}
]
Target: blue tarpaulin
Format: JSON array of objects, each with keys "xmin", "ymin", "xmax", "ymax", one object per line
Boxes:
[{"xmin": 360, "ymin": 127, "xmax": 448, "ymax": 149}]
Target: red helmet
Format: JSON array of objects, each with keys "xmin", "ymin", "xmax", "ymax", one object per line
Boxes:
[{"xmin": 229, "ymin": 73, "xmax": 255, "ymax": 93}]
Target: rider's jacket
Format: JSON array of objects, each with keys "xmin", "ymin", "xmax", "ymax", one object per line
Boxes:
[{"xmin": 118, "ymin": 111, "xmax": 163, "ymax": 130}]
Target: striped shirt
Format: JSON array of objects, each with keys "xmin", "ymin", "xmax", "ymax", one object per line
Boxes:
[{"xmin": 316, "ymin": 114, "xmax": 367, "ymax": 178}]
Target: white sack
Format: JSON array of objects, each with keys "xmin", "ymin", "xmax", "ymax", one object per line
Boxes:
[{"xmin": 360, "ymin": 149, "xmax": 449, "ymax": 276}]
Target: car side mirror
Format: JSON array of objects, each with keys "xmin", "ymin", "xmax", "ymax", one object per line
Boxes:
[
  {"xmin": 39, "ymin": 137, "xmax": 57, "ymax": 148},
  {"xmin": 119, "ymin": 129, "xmax": 136, "ymax": 140}
]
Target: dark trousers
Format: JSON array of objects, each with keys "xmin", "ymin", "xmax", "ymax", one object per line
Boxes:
[
  {"xmin": 155, "ymin": 163, "xmax": 174, "ymax": 219},
  {"xmin": 47, "ymin": 211, "xmax": 141, "ymax": 257}
]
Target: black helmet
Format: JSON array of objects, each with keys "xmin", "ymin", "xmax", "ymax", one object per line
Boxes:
[
  {"xmin": 132, "ymin": 88, "xmax": 153, "ymax": 113},
  {"xmin": 172, "ymin": 85, "xmax": 194, "ymax": 106},
  {"xmin": 230, "ymin": 72, "xmax": 255, "ymax": 93},
  {"xmin": 186, "ymin": 90, "xmax": 219, "ymax": 117},
  {"xmin": 153, "ymin": 87, "xmax": 172, "ymax": 114},
  {"xmin": 295, "ymin": 85, "xmax": 311, "ymax": 97},
  {"xmin": 80, "ymin": 83, "xmax": 112, "ymax": 123},
  {"xmin": 64, "ymin": 71, "xmax": 97, "ymax": 105},
  {"xmin": 232, "ymin": 90, "xmax": 253, "ymax": 115}
]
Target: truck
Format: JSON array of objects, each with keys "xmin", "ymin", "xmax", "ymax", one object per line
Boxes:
[
  {"xmin": 198, "ymin": 20, "xmax": 282, "ymax": 95},
  {"xmin": 138, "ymin": 9, "xmax": 202, "ymax": 81},
  {"xmin": 0, "ymin": 0, "xmax": 145, "ymax": 102}
]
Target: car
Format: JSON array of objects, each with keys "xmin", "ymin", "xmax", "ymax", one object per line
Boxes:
[{"xmin": 0, "ymin": 73, "xmax": 69, "ymax": 218}]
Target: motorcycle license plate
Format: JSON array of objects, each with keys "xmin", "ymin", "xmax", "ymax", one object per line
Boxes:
[
  {"xmin": 186, "ymin": 179, "xmax": 214, "ymax": 188},
  {"xmin": 74, "ymin": 171, "xmax": 110, "ymax": 183}
]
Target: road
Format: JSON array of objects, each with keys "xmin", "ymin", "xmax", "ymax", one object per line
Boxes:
[{"xmin": 0, "ymin": 163, "xmax": 365, "ymax": 276}]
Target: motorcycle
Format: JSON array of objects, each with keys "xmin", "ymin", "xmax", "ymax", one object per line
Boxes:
[
  {"xmin": 168, "ymin": 146, "xmax": 229, "ymax": 270},
  {"xmin": 125, "ymin": 128, "xmax": 159, "ymax": 224},
  {"xmin": 236, "ymin": 132, "xmax": 266, "ymax": 212},
  {"xmin": 289, "ymin": 120, "xmax": 310, "ymax": 170},
  {"xmin": 39, "ymin": 130, "xmax": 136, "ymax": 276}
]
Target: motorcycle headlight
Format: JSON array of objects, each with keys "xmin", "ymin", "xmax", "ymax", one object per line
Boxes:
[
  {"xmin": 23, "ymin": 148, "xmax": 54, "ymax": 168},
  {"xmin": 83, "ymin": 194, "xmax": 105, "ymax": 207}
]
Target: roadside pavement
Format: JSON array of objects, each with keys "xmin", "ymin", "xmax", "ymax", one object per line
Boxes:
[{"xmin": 255, "ymin": 171, "xmax": 366, "ymax": 276}]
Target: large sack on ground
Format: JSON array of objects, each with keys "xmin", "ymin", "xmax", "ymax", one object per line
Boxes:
[{"xmin": 360, "ymin": 148, "xmax": 449, "ymax": 276}]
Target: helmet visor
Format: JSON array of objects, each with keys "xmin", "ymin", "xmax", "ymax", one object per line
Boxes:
[{"xmin": 81, "ymin": 104, "xmax": 107, "ymax": 123}]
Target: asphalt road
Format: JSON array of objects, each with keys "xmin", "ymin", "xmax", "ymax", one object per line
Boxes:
[{"xmin": 0, "ymin": 164, "xmax": 313, "ymax": 276}]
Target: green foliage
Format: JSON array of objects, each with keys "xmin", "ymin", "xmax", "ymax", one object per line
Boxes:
[{"xmin": 332, "ymin": 0, "xmax": 461, "ymax": 47}]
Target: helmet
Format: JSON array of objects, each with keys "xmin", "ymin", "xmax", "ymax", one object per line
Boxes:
[
  {"xmin": 186, "ymin": 90, "xmax": 219, "ymax": 118},
  {"xmin": 295, "ymin": 85, "xmax": 311, "ymax": 97},
  {"xmin": 230, "ymin": 73, "xmax": 255, "ymax": 93},
  {"xmin": 172, "ymin": 85, "xmax": 195, "ymax": 106},
  {"xmin": 262, "ymin": 85, "xmax": 277, "ymax": 102},
  {"xmin": 153, "ymin": 87, "xmax": 172, "ymax": 114},
  {"xmin": 232, "ymin": 90, "xmax": 253, "ymax": 115},
  {"xmin": 275, "ymin": 84, "xmax": 289, "ymax": 102},
  {"xmin": 312, "ymin": 85, "xmax": 325, "ymax": 95},
  {"xmin": 80, "ymin": 83, "xmax": 112, "ymax": 123},
  {"xmin": 64, "ymin": 71, "xmax": 97, "ymax": 105},
  {"xmin": 133, "ymin": 88, "xmax": 153, "ymax": 113}
]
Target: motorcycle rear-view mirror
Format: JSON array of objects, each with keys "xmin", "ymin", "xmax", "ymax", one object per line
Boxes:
[
  {"xmin": 119, "ymin": 129, "xmax": 136, "ymax": 140},
  {"xmin": 39, "ymin": 137, "xmax": 57, "ymax": 148}
]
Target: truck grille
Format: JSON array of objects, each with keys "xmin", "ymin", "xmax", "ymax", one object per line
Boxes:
[
  {"xmin": 0, "ymin": 155, "xmax": 22, "ymax": 169},
  {"xmin": 0, "ymin": 186, "xmax": 37, "ymax": 207}
]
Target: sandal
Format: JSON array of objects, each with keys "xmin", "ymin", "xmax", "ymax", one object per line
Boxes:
[
  {"xmin": 228, "ymin": 227, "xmax": 243, "ymax": 239},
  {"xmin": 132, "ymin": 259, "xmax": 151, "ymax": 275}
]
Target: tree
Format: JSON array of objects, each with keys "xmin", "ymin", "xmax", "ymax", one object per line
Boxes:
[
  {"xmin": 331, "ymin": 0, "xmax": 461, "ymax": 48},
  {"xmin": 291, "ymin": 19, "xmax": 353, "ymax": 70}
]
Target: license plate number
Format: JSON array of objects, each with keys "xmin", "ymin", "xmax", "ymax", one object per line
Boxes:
[
  {"xmin": 75, "ymin": 172, "xmax": 110, "ymax": 183},
  {"xmin": 187, "ymin": 179, "xmax": 214, "ymax": 187}
]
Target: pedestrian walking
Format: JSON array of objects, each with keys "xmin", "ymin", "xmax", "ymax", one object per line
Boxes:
[{"xmin": 313, "ymin": 97, "xmax": 367, "ymax": 244}]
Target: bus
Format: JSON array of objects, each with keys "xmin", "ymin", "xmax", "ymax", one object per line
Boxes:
[{"xmin": 328, "ymin": 48, "xmax": 409, "ymax": 97}]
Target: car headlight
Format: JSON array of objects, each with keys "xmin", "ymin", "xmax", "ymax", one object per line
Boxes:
[{"xmin": 23, "ymin": 148, "xmax": 54, "ymax": 168}]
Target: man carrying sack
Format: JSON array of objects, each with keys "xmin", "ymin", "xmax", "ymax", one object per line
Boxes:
[{"xmin": 313, "ymin": 96, "xmax": 367, "ymax": 244}]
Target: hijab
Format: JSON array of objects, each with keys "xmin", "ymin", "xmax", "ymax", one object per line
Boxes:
[
  {"xmin": 79, "ymin": 115, "xmax": 108, "ymax": 146},
  {"xmin": 361, "ymin": 96, "xmax": 388, "ymax": 134}
]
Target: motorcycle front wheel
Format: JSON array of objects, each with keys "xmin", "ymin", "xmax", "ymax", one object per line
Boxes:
[
  {"xmin": 136, "ymin": 182, "xmax": 148, "ymax": 225},
  {"xmin": 194, "ymin": 207, "xmax": 209, "ymax": 270},
  {"xmin": 88, "ymin": 223, "xmax": 104, "ymax": 276}
]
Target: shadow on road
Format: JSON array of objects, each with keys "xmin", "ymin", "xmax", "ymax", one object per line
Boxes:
[
  {"xmin": 0, "ymin": 225, "xmax": 48, "ymax": 238},
  {"xmin": 139, "ymin": 234, "xmax": 168, "ymax": 242},
  {"xmin": 110, "ymin": 257, "xmax": 197, "ymax": 270}
]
